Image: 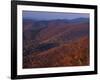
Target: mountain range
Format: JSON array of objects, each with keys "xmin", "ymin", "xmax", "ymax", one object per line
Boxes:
[{"xmin": 23, "ymin": 18, "xmax": 89, "ymax": 68}]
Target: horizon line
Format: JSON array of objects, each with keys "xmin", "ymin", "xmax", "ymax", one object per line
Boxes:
[{"xmin": 23, "ymin": 17, "xmax": 89, "ymax": 21}]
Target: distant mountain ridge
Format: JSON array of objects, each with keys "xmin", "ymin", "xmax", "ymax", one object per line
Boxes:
[{"xmin": 23, "ymin": 17, "xmax": 89, "ymax": 25}]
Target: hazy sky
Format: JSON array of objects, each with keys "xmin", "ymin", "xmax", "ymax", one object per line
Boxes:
[{"xmin": 23, "ymin": 11, "xmax": 89, "ymax": 20}]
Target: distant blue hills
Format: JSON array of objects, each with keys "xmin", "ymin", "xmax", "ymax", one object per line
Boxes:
[{"xmin": 23, "ymin": 17, "xmax": 89, "ymax": 23}]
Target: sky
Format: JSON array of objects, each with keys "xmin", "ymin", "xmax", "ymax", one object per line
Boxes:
[{"xmin": 23, "ymin": 11, "xmax": 89, "ymax": 20}]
